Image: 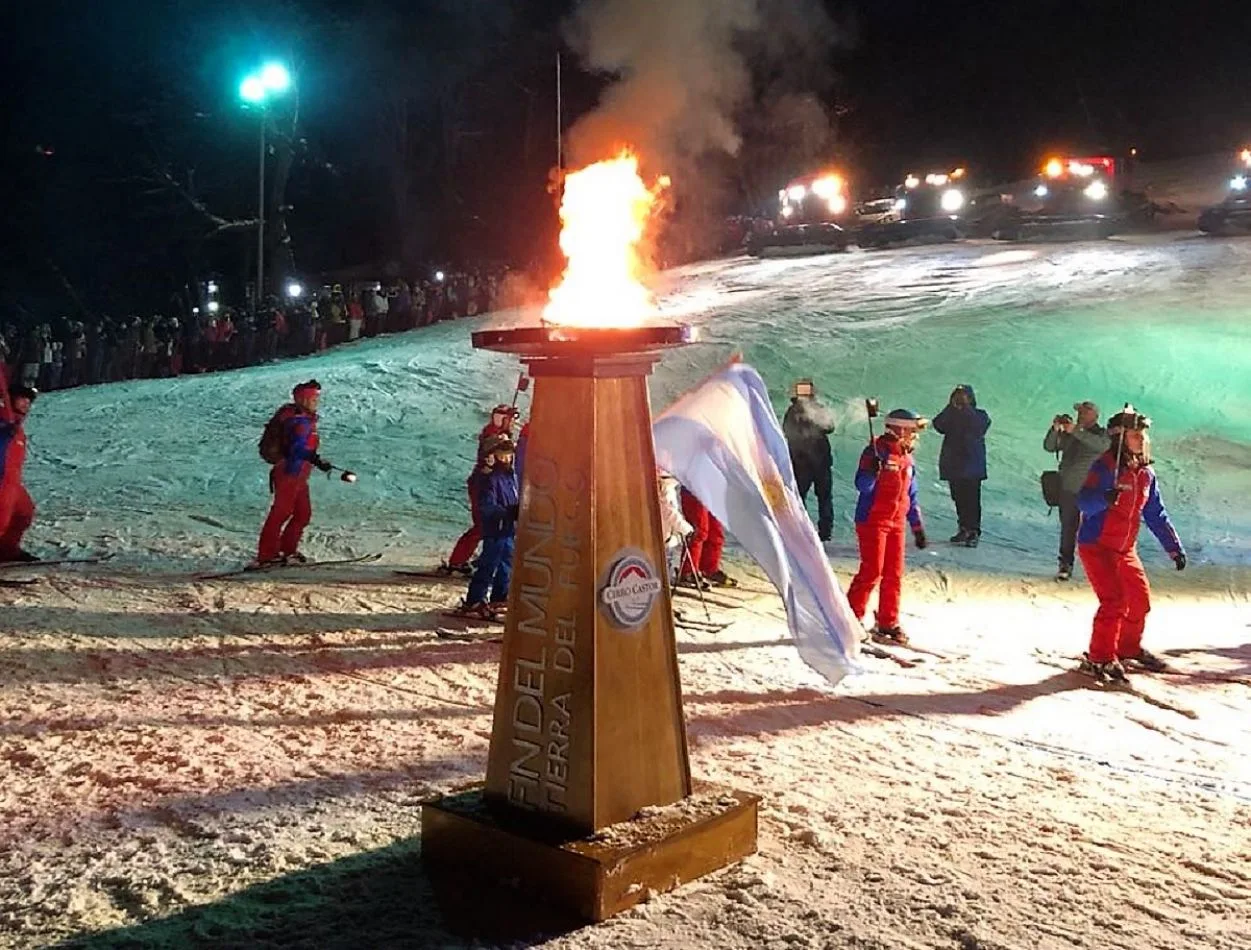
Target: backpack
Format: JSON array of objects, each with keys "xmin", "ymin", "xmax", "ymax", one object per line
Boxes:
[
  {"xmin": 259, "ymin": 408, "xmax": 290, "ymax": 464},
  {"xmin": 1040, "ymin": 470, "xmax": 1063, "ymax": 510}
]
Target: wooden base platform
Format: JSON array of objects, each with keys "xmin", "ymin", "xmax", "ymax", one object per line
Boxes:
[{"xmin": 421, "ymin": 782, "xmax": 759, "ymax": 933}]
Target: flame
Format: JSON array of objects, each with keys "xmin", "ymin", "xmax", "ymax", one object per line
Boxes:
[{"xmin": 544, "ymin": 152, "xmax": 666, "ymax": 327}]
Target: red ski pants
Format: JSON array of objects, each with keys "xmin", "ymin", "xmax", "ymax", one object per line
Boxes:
[
  {"xmin": 258, "ymin": 471, "xmax": 312, "ymax": 562},
  {"xmin": 447, "ymin": 474, "xmax": 482, "ymax": 567},
  {"xmin": 847, "ymin": 522, "xmax": 905, "ymax": 629},
  {"xmin": 679, "ymin": 489, "xmax": 725, "ymax": 577},
  {"xmin": 0, "ymin": 482, "xmax": 35, "ymax": 560},
  {"xmin": 1079, "ymin": 543, "xmax": 1151, "ymax": 663}
]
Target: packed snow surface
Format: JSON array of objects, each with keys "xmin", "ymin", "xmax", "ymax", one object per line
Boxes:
[
  {"xmin": 4, "ymin": 234, "xmax": 1250, "ymax": 949},
  {"xmin": 25, "ymin": 233, "xmax": 1251, "ymax": 572}
]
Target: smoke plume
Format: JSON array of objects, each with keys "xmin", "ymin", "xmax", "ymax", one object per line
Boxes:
[{"xmin": 563, "ymin": 0, "xmax": 839, "ymax": 175}]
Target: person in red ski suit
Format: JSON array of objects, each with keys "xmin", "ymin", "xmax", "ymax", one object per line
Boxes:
[
  {"xmin": 847, "ymin": 408, "xmax": 929, "ymax": 644},
  {"xmin": 1076, "ymin": 408, "xmax": 1185, "ymax": 681},
  {"xmin": 677, "ymin": 487, "xmax": 737, "ymax": 588},
  {"xmin": 0, "ymin": 383, "xmax": 38, "ymax": 562},
  {"xmin": 255, "ymin": 380, "xmax": 333, "ymax": 567},
  {"xmin": 445, "ymin": 404, "xmax": 517, "ymax": 573}
]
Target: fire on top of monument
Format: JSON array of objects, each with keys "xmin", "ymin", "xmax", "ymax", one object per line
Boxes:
[{"xmin": 543, "ymin": 151, "xmax": 670, "ymax": 328}]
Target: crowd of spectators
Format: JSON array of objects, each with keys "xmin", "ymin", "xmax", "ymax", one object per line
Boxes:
[{"xmin": 1, "ymin": 268, "xmax": 515, "ymax": 392}]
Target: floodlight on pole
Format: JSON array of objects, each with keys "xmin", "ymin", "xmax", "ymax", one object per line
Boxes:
[
  {"xmin": 260, "ymin": 62, "xmax": 291, "ymax": 93},
  {"xmin": 286, "ymin": 281, "xmax": 304, "ymax": 299},
  {"xmin": 238, "ymin": 61, "xmax": 292, "ymax": 312},
  {"xmin": 239, "ymin": 76, "xmax": 266, "ymax": 104}
]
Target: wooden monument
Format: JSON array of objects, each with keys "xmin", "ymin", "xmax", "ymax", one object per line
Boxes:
[{"xmin": 421, "ymin": 325, "xmax": 759, "ymax": 927}]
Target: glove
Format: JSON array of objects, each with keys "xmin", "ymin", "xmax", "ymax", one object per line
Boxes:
[
  {"xmin": 313, "ymin": 456, "xmax": 332, "ymax": 473},
  {"xmin": 1173, "ymin": 552, "xmax": 1186, "ymax": 571},
  {"xmin": 869, "ymin": 455, "xmax": 883, "ymax": 473},
  {"xmin": 913, "ymin": 529, "xmax": 928, "ymax": 550},
  {"xmin": 1103, "ymin": 488, "xmax": 1121, "ymax": 504}
]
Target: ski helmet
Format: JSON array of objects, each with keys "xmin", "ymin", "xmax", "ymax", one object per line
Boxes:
[
  {"xmin": 885, "ymin": 408, "xmax": 927, "ymax": 431},
  {"xmin": 8, "ymin": 385, "xmax": 37, "ymax": 403}
]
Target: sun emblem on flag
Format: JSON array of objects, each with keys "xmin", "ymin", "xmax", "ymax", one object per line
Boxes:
[{"xmin": 761, "ymin": 475, "xmax": 788, "ymax": 513}]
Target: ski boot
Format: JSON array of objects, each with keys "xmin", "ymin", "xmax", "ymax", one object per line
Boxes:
[
  {"xmin": 245, "ymin": 557, "xmax": 284, "ymax": 572},
  {"xmin": 706, "ymin": 570, "xmax": 739, "ymax": 589},
  {"xmin": 964, "ymin": 532, "xmax": 980, "ymax": 548},
  {"xmin": 4, "ymin": 550, "xmax": 40, "ymax": 564},
  {"xmin": 949, "ymin": 529, "xmax": 971, "ymax": 544},
  {"xmin": 1121, "ymin": 650, "xmax": 1169, "ymax": 673},
  {"xmin": 488, "ymin": 600, "xmax": 509, "ymax": 614},
  {"xmin": 455, "ymin": 601, "xmax": 500, "ymax": 623},
  {"xmin": 283, "ymin": 552, "xmax": 309, "ymax": 565},
  {"xmin": 873, "ymin": 625, "xmax": 910, "ymax": 647},
  {"xmin": 438, "ymin": 561, "xmax": 473, "ymax": 578},
  {"xmin": 1079, "ymin": 654, "xmax": 1127, "ymax": 684},
  {"xmin": 1056, "ymin": 563, "xmax": 1072, "ymax": 582},
  {"xmin": 675, "ymin": 573, "xmax": 710, "ymax": 591}
]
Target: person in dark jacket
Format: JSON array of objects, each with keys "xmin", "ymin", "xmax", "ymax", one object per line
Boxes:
[
  {"xmin": 1043, "ymin": 400, "xmax": 1109, "ymax": 581},
  {"xmin": 1075, "ymin": 408, "xmax": 1184, "ymax": 683},
  {"xmin": 932, "ymin": 384, "xmax": 991, "ymax": 546},
  {"xmin": 782, "ymin": 379, "xmax": 835, "ymax": 542},
  {"xmin": 461, "ymin": 434, "xmax": 519, "ymax": 619}
]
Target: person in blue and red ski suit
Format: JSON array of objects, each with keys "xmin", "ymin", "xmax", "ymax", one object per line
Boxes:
[
  {"xmin": 445, "ymin": 404, "xmax": 517, "ymax": 574},
  {"xmin": 254, "ymin": 380, "xmax": 333, "ymax": 568},
  {"xmin": 0, "ymin": 383, "xmax": 38, "ymax": 562},
  {"xmin": 1076, "ymin": 408, "xmax": 1185, "ymax": 681},
  {"xmin": 847, "ymin": 408, "xmax": 929, "ymax": 644},
  {"xmin": 460, "ymin": 434, "xmax": 519, "ymax": 619}
]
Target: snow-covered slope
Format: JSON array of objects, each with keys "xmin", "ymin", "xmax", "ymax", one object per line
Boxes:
[{"xmin": 24, "ymin": 234, "xmax": 1251, "ymax": 573}]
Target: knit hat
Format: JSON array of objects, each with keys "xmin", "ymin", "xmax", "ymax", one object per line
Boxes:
[
  {"xmin": 483, "ymin": 434, "xmax": 516, "ymax": 457},
  {"xmin": 1107, "ymin": 407, "xmax": 1151, "ymax": 432},
  {"xmin": 8, "ymin": 385, "xmax": 37, "ymax": 402},
  {"xmin": 885, "ymin": 408, "xmax": 928, "ymax": 431},
  {"xmin": 293, "ymin": 379, "xmax": 321, "ymax": 399}
]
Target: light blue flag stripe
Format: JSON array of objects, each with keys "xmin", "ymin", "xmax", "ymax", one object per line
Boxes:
[{"xmin": 653, "ymin": 362, "xmax": 863, "ymax": 686}]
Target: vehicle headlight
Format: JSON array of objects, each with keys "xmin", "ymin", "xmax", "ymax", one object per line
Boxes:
[
  {"xmin": 828, "ymin": 194, "xmax": 848, "ymax": 215},
  {"xmin": 781, "ymin": 204, "xmax": 795, "ymax": 218},
  {"xmin": 787, "ymin": 185, "xmax": 807, "ymax": 201},
  {"xmin": 1034, "ymin": 184, "xmax": 1049, "ymax": 198},
  {"xmin": 1083, "ymin": 180, "xmax": 1108, "ymax": 201},
  {"xmin": 940, "ymin": 188, "xmax": 965, "ymax": 213},
  {"xmin": 1231, "ymin": 176, "xmax": 1248, "ymax": 192},
  {"xmin": 893, "ymin": 198, "xmax": 907, "ymax": 211}
]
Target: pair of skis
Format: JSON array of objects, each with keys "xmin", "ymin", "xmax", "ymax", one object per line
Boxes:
[
  {"xmin": 0, "ymin": 554, "xmax": 115, "ymax": 587},
  {"xmin": 194, "ymin": 552, "xmax": 382, "ymax": 580}
]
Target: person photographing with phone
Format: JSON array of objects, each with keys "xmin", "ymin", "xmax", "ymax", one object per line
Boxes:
[{"xmin": 1043, "ymin": 400, "xmax": 1108, "ymax": 581}]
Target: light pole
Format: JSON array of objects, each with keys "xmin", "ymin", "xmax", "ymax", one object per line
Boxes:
[{"xmin": 239, "ymin": 62, "xmax": 292, "ymax": 311}]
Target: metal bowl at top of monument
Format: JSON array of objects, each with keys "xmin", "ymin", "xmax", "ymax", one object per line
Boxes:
[{"xmin": 471, "ymin": 324, "xmax": 696, "ymax": 357}]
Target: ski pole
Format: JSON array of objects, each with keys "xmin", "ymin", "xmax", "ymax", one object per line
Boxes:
[
  {"xmin": 678, "ymin": 535, "xmax": 713, "ymax": 624},
  {"xmin": 510, "ymin": 372, "xmax": 530, "ymax": 410},
  {"xmin": 328, "ymin": 464, "xmax": 358, "ymax": 483},
  {"xmin": 1113, "ymin": 402, "xmax": 1130, "ymax": 470},
  {"xmin": 865, "ymin": 397, "xmax": 879, "ymax": 445}
]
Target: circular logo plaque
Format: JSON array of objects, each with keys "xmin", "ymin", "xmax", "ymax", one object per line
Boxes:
[{"xmin": 599, "ymin": 549, "xmax": 663, "ymax": 630}]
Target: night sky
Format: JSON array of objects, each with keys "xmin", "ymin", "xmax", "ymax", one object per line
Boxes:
[{"xmin": 1, "ymin": 0, "xmax": 1246, "ymax": 317}]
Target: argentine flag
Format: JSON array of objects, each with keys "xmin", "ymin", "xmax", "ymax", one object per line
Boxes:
[{"xmin": 653, "ymin": 360, "xmax": 863, "ymax": 686}]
